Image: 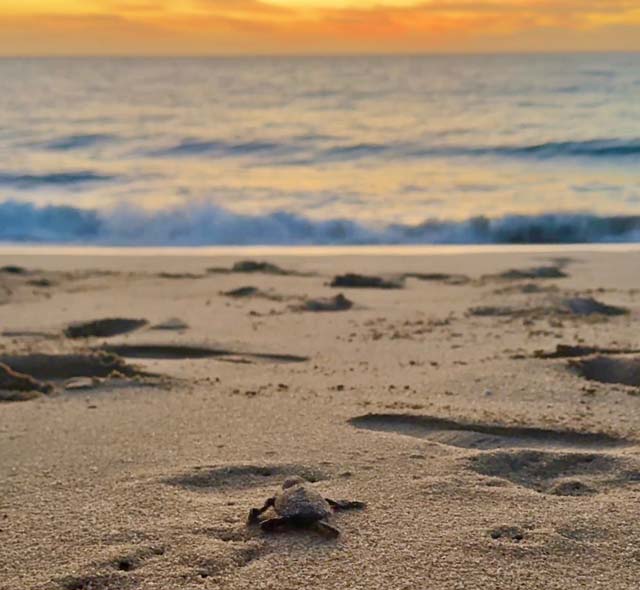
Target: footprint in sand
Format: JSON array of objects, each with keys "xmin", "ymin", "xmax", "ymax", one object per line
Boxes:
[
  {"xmin": 165, "ymin": 463, "xmax": 328, "ymax": 491},
  {"xmin": 0, "ymin": 352, "xmax": 143, "ymax": 381},
  {"xmin": 569, "ymin": 356, "xmax": 640, "ymax": 387},
  {"xmin": 469, "ymin": 296, "xmax": 628, "ymax": 320},
  {"xmin": 106, "ymin": 546, "xmax": 165, "ymax": 573},
  {"xmin": 54, "ymin": 546, "xmax": 164, "ymax": 590},
  {"xmin": 0, "ymin": 362, "xmax": 53, "ymax": 401},
  {"xmin": 101, "ymin": 343, "xmax": 308, "ymax": 364},
  {"xmin": 535, "ymin": 344, "xmax": 640, "ymax": 359},
  {"xmin": 330, "ymin": 273, "xmax": 404, "ymax": 290},
  {"xmin": 485, "ymin": 265, "xmax": 568, "ymax": 281},
  {"xmin": 489, "ymin": 525, "xmax": 525, "ymax": 541},
  {"xmin": 291, "ymin": 293, "xmax": 354, "ymax": 312},
  {"xmin": 64, "ymin": 318, "xmax": 148, "ymax": 339},
  {"xmin": 221, "ymin": 286, "xmax": 284, "ymax": 301},
  {"xmin": 471, "ymin": 449, "xmax": 640, "ymax": 496},
  {"xmin": 562, "ymin": 297, "xmax": 628, "ymax": 317},
  {"xmin": 348, "ymin": 413, "xmax": 629, "ymax": 451},
  {"xmin": 195, "ymin": 543, "xmax": 263, "ymax": 581},
  {"xmin": 208, "ymin": 260, "xmax": 311, "ymax": 277},
  {"xmin": 403, "ymin": 272, "xmax": 470, "ymax": 285},
  {"xmin": 0, "ymin": 352, "xmax": 151, "ymax": 401},
  {"xmin": 350, "ymin": 413, "xmax": 639, "ymax": 496}
]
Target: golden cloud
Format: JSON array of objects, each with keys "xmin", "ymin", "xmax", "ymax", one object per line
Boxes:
[{"xmin": 0, "ymin": 0, "xmax": 638, "ymax": 54}]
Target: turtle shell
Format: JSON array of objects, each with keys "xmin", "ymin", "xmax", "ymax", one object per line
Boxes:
[{"xmin": 274, "ymin": 483, "xmax": 331, "ymax": 522}]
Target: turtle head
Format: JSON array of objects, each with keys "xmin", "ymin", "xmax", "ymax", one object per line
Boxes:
[{"xmin": 282, "ymin": 476, "xmax": 306, "ymax": 489}]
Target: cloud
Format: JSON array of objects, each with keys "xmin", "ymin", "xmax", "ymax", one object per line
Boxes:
[{"xmin": 0, "ymin": 0, "xmax": 639, "ymax": 54}]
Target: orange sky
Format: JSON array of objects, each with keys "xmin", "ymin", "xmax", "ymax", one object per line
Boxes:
[{"xmin": 1, "ymin": 1, "xmax": 639, "ymax": 55}]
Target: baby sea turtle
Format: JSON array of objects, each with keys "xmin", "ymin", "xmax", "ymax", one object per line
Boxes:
[{"xmin": 247, "ymin": 476, "xmax": 366, "ymax": 538}]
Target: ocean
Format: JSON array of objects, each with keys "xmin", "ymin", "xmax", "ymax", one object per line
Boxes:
[{"xmin": 1, "ymin": 54, "xmax": 639, "ymax": 245}]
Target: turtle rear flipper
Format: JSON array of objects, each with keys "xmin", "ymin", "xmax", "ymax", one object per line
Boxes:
[{"xmin": 326, "ymin": 498, "xmax": 367, "ymax": 511}]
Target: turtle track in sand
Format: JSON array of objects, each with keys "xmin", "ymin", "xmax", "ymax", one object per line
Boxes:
[
  {"xmin": 55, "ymin": 573, "xmax": 138, "ymax": 590},
  {"xmin": 165, "ymin": 463, "xmax": 328, "ymax": 491}
]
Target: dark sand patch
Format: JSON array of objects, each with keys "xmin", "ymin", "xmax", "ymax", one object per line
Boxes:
[
  {"xmin": 157, "ymin": 272, "xmax": 204, "ymax": 279},
  {"xmin": 208, "ymin": 260, "xmax": 309, "ymax": 276},
  {"xmin": 221, "ymin": 286, "xmax": 283, "ymax": 301},
  {"xmin": 348, "ymin": 414, "xmax": 629, "ymax": 450},
  {"xmin": 487, "ymin": 266, "xmax": 568, "ymax": 280},
  {"xmin": 0, "ymin": 352, "xmax": 142, "ymax": 381},
  {"xmin": 293, "ymin": 293, "xmax": 353, "ymax": 312},
  {"xmin": 0, "ymin": 265, "xmax": 29, "ymax": 275},
  {"xmin": 330, "ymin": 273, "xmax": 404, "ymax": 290},
  {"xmin": 64, "ymin": 318, "xmax": 148, "ymax": 339},
  {"xmin": 561, "ymin": 297, "xmax": 628, "ymax": 316},
  {"xmin": 469, "ymin": 296, "xmax": 628, "ymax": 320},
  {"xmin": 2, "ymin": 330, "xmax": 54, "ymax": 339},
  {"xmin": 28, "ymin": 278, "xmax": 54, "ymax": 287},
  {"xmin": 489, "ymin": 526, "xmax": 525, "ymax": 541},
  {"xmin": 493, "ymin": 283, "xmax": 559, "ymax": 295},
  {"xmin": 0, "ymin": 362, "xmax": 53, "ymax": 401},
  {"xmin": 102, "ymin": 343, "xmax": 308, "ymax": 364},
  {"xmin": 470, "ymin": 450, "xmax": 638, "ymax": 496},
  {"xmin": 150, "ymin": 318, "xmax": 189, "ymax": 331},
  {"xmin": 404, "ymin": 272, "xmax": 470, "ymax": 285},
  {"xmin": 165, "ymin": 463, "xmax": 328, "ymax": 491},
  {"xmin": 535, "ymin": 344, "xmax": 640, "ymax": 359},
  {"xmin": 469, "ymin": 306, "xmax": 524, "ymax": 318},
  {"xmin": 570, "ymin": 356, "xmax": 640, "ymax": 387}
]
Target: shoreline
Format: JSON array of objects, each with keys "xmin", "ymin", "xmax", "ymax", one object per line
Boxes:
[{"xmin": 0, "ymin": 242, "xmax": 639, "ymax": 258}]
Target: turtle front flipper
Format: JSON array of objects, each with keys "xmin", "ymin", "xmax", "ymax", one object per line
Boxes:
[
  {"xmin": 248, "ymin": 497, "xmax": 275, "ymax": 524},
  {"xmin": 326, "ymin": 498, "xmax": 367, "ymax": 511},
  {"xmin": 313, "ymin": 521, "xmax": 340, "ymax": 538}
]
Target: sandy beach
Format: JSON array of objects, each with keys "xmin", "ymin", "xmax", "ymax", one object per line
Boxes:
[{"xmin": 1, "ymin": 247, "xmax": 639, "ymax": 589}]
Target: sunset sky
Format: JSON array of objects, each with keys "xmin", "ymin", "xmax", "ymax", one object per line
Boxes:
[{"xmin": 1, "ymin": 1, "xmax": 639, "ymax": 55}]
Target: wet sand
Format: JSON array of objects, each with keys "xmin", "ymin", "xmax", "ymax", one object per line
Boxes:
[{"xmin": 0, "ymin": 248, "xmax": 639, "ymax": 589}]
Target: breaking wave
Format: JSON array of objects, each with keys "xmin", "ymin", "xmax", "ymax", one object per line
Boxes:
[{"xmin": 0, "ymin": 200, "xmax": 638, "ymax": 246}]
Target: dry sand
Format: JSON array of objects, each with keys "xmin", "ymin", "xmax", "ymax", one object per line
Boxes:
[{"xmin": 0, "ymin": 247, "xmax": 639, "ymax": 589}]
